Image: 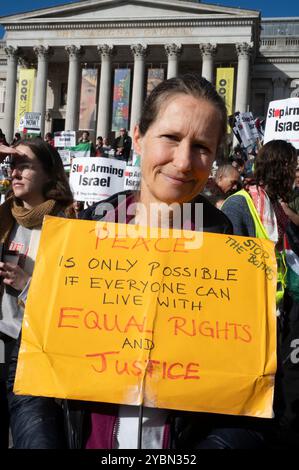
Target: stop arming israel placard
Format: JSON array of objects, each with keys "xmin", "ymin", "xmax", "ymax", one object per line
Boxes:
[
  {"xmin": 124, "ymin": 166, "xmax": 141, "ymax": 191},
  {"xmin": 70, "ymin": 157, "xmax": 125, "ymax": 202},
  {"xmin": 264, "ymin": 98, "xmax": 299, "ymax": 148}
]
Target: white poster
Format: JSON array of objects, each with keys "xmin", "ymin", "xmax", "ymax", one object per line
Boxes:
[
  {"xmin": 58, "ymin": 150, "xmax": 71, "ymax": 167},
  {"xmin": 54, "ymin": 131, "xmax": 76, "ymax": 148},
  {"xmin": 69, "ymin": 157, "xmax": 125, "ymax": 202},
  {"xmin": 20, "ymin": 112, "xmax": 41, "ymax": 132},
  {"xmin": 264, "ymin": 98, "xmax": 299, "ymax": 149},
  {"xmin": 240, "ymin": 112, "xmax": 259, "ymax": 142},
  {"xmin": 124, "ymin": 166, "xmax": 141, "ymax": 191},
  {"xmin": 234, "ymin": 114, "xmax": 252, "ymax": 149}
]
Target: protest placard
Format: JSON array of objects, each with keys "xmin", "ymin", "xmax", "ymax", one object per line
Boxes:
[
  {"xmin": 69, "ymin": 157, "xmax": 125, "ymax": 202},
  {"xmin": 240, "ymin": 112, "xmax": 259, "ymax": 142},
  {"xmin": 231, "ymin": 112, "xmax": 259, "ymax": 150},
  {"xmin": 54, "ymin": 131, "xmax": 76, "ymax": 148},
  {"xmin": 124, "ymin": 166, "xmax": 141, "ymax": 191},
  {"xmin": 14, "ymin": 217, "xmax": 277, "ymax": 418},
  {"xmin": 19, "ymin": 112, "xmax": 41, "ymax": 133},
  {"xmin": 264, "ymin": 98, "xmax": 299, "ymax": 148},
  {"xmin": 58, "ymin": 149, "xmax": 71, "ymax": 168},
  {"xmin": 235, "ymin": 114, "xmax": 252, "ymax": 149}
]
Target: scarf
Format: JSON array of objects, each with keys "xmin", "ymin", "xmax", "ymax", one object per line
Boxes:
[
  {"xmin": 0, "ymin": 197, "xmax": 61, "ymax": 245},
  {"xmin": 247, "ymin": 185, "xmax": 278, "ymax": 243},
  {"xmin": 247, "ymin": 185, "xmax": 289, "ymax": 251}
]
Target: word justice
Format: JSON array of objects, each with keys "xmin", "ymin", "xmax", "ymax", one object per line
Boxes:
[{"xmin": 85, "ymin": 350, "xmax": 200, "ymax": 380}]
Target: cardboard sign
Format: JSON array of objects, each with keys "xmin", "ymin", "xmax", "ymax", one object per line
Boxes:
[
  {"xmin": 69, "ymin": 157, "xmax": 125, "ymax": 202},
  {"xmin": 264, "ymin": 98, "xmax": 299, "ymax": 148},
  {"xmin": 15, "ymin": 217, "xmax": 277, "ymax": 418},
  {"xmin": 54, "ymin": 131, "xmax": 76, "ymax": 148}
]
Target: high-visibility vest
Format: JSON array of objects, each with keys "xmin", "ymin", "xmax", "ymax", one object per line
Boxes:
[{"xmin": 227, "ymin": 189, "xmax": 286, "ymax": 304}]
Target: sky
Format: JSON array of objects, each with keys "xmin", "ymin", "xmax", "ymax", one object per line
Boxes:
[{"xmin": 0, "ymin": 0, "xmax": 299, "ymax": 38}]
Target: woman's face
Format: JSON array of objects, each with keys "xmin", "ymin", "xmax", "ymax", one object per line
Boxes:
[
  {"xmin": 134, "ymin": 94, "xmax": 222, "ymax": 206},
  {"xmin": 11, "ymin": 144, "xmax": 50, "ymax": 209}
]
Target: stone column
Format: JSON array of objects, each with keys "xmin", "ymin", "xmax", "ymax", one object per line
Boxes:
[
  {"xmin": 235, "ymin": 42, "xmax": 252, "ymax": 113},
  {"xmin": 165, "ymin": 44, "xmax": 182, "ymax": 79},
  {"xmin": 65, "ymin": 45, "xmax": 83, "ymax": 131},
  {"xmin": 33, "ymin": 46, "xmax": 51, "ymax": 137},
  {"xmin": 273, "ymin": 77, "xmax": 288, "ymax": 100},
  {"xmin": 3, "ymin": 46, "xmax": 19, "ymax": 143},
  {"xmin": 199, "ymin": 43, "xmax": 217, "ymax": 83},
  {"xmin": 96, "ymin": 45, "xmax": 114, "ymax": 138},
  {"xmin": 130, "ymin": 44, "xmax": 147, "ymax": 133}
]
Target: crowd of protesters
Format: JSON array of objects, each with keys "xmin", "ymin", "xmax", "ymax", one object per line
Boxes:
[{"xmin": 0, "ymin": 73, "xmax": 299, "ymax": 449}]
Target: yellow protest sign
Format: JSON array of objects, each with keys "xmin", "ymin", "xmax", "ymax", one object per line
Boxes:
[{"xmin": 15, "ymin": 216, "xmax": 277, "ymax": 418}]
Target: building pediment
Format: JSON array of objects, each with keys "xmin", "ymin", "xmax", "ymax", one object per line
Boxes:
[{"xmin": 0, "ymin": 0, "xmax": 260, "ymax": 25}]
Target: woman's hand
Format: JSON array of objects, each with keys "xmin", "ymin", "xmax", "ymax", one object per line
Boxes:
[
  {"xmin": 0, "ymin": 261, "xmax": 30, "ymax": 291},
  {"xmin": 0, "ymin": 144, "xmax": 24, "ymax": 163}
]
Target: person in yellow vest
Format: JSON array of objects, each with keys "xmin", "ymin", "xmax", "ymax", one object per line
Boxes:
[
  {"xmin": 222, "ymin": 140, "xmax": 296, "ymax": 249},
  {"xmin": 222, "ymin": 140, "xmax": 298, "ymax": 448},
  {"xmin": 222, "ymin": 140, "xmax": 297, "ymax": 303}
]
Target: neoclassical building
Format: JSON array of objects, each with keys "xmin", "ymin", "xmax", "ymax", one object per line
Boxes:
[{"xmin": 0, "ymin": 0, "xmax": 298, "ymax": 142}]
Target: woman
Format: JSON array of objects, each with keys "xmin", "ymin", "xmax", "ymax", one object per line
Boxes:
[
  {"xmin": 222, "ymin": 140, "xmax": 298, "ymax": 448},
  {"xmin": 0, "ymin": 138, "xmax": 74, "ymax": 448},
  {"xmin": 0, "ymin": 144, "xmax": 22, "ymax": 448},
  {"xmin": 68, "ymin": 74, "xmax": 267, "ymax": 449},
  {"xmin": 222, "ymin": 140, "xmax": 297, "ymax": 250}
]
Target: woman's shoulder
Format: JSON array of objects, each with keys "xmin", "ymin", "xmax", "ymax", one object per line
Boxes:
[
  {"xmin": 221, "ymin": 191, "xmax": 256, "ymax": 238},
  {"xmin": 222, "ymin": 193, "xmax": 250, "ymax": 211},
  {"xmin": 195, "ymin": 194, "xmax": 233, "ymax": 235}
]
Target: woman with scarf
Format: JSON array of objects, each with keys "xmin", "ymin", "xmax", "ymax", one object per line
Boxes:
[
  {"xmin": 222, "ymin": 139, "xmax": 298, "ymax": 448},
  {"xmin": 222, "ymin": 140, "xmax": 297, "ymax": 251},
  {"xmin": 0, "ymin": 139, "xmax": 73, "ymax": 448}
]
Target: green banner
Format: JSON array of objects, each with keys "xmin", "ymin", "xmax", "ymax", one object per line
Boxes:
[{"xmin": 67, "ymin": 142, "xmax": 92, "ymax": 158}]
